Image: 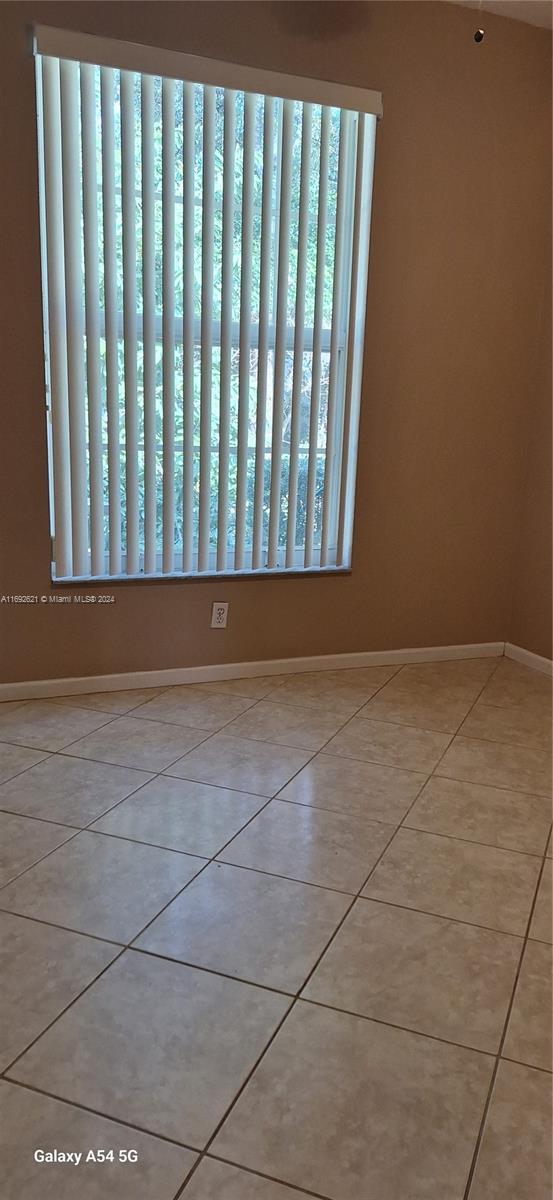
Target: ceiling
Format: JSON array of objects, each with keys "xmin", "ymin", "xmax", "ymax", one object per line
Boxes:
[{"xmin": 444, "ymin": 0, "xmax": 552, "ymax": 28}]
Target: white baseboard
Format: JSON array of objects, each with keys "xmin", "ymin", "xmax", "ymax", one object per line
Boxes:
[
  {"xmin": 504, "ymin": 642, "xmax": 553, "ymax": 678},
  {"xmin": 0, "ymin": 641, "xmax": 505, "ymax": 702}
]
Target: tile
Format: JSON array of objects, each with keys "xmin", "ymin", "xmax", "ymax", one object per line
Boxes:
[
  {"xmin": 135, "ymin": 686, "xmax": 255, "ymax": 731},
  {"xmin": 0, "ymin": 830, "xmax": 203, "ymax": 942},
  {"xmin": 530, "ymin": 861, "xmax": 552, "ymax": 943},
  {"xmin": 503, "ymin": 940, "xmax": 552, "ymax": 1070},
  {"xmin": 437, "ymin": 736, "xmax": 552, "ymax": 797},
  {"xmin": 312, "ymin": 666, "xmax": 400, "ymax": 687},
  {"xmin": 0, "ymin": 1080, "xmax": 196, "ymax": 1199},
  {"xmin": 325, "ymin": 716, "xmax": 451, "ymax": 772},
  {"xmin": 166, "ymin": 734, "xmax": 312, "ymax": 797},
  {"xmin": 272, "ymin": 665, "xmax": 398, "ymax": 694},
  {"xmin": 0, "ymin": 911, "xmax": 119, "ymax": 1071},
  {"xmin": 468, "ymin": 1060, "xmax": 552, "ymax": 1200},
  {"xmin": 0, "ymin": 754, "xmax": 152, "ymax": 826},
  {"xmin": 358, "ymin": 671, "xmax": 481, "ymax": 734},
  {"xmin": 0, "ymin": 742, "xmax": 48, "ymax": 785},
  {"xmin": 396, "ymin": 658, "xmax": 499, "ymax": 686},
  {"xmin": 54, "ymin": 687, "xmax": 166, "ymax": 714},
  {"xmin": 136, "ymin": 861, "xmax": 349, "ymax": 992},
  {"xmin": 277, "ymin": 753, "xmax": 426, "ymax": 824},
  {"xmin": 213, "ymin": 1001, "xmax": 493, "ymax": 1200},
  {"xmin": 185, "ymin": 1159, "xmax": 305, "ymax": 1199},
  {"xmin": 92, "ymin": 776, "xmax": 265, "ymax": 857},
  {"xmin": 262, "ymin": 666, "xmax": 397, "ymax": 715},
  {"xmin": 304, "ymin": 899, "xmax": 520, "ymax": 1052},
  {"xmin": 64, "ymin": 716, "xmax": 208, "ymax": 771},
  {"xmin": 479, "ymin": 658, "xmax": 552, "ymax": 709},
  {"xmin": 0, "ymin": 701, "xmax": 113, "ymax": 752},
  {"xmin": 9, "ymin": 952, "xmax": 289, "ymax": 1147},
  {"xmin": 219, "ymin": 799, "xmax": 393, "ymax": 892},
  {"xmin": 0, "ymin": 811, "xmax": 74, "ymax": 888},
  {"xmin": 461, "ymin": 700, "xmax": 552, "ymax": 753},
  {"xmin": 364, "ymin": 828, "xmax": 541, "ymax": 934},
  {"xmin": 191, "ymin": 675, "xmax": 289, "ymax": 698},
  {"xmin": 405, "ymin": 776, "xmax": 551, "ymax": 855},
  {"xmin": 224, "ymin": 702, "xmax": 346, "ymax": 751}
]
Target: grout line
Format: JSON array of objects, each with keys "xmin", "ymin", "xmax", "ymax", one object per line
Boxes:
[
  {"xmin": 1, "ymin": 946, "xmax": 126, "ymax": 1077},
  {"xmin": 450, "ymin": 726, "xmax": 552, "ymax": 755},
  {"xmin": 295, "ymin": 995, "xmax": 496, "ymax": 1058},
  {"xmin": 0, "ymin": 825, "xmax": 84, "ymax": 895},
  {"xmin": 499, "ymin": 1052, "xmax": 552, "ymax": 1076},
  {"xmin": 400, "ymin": 821, "xmax": 551, "ymax": 859},
  {"xmin": 0, "ymin": 1075, "xmax": 200, "ymax": 1154},
  {"xmin": 66, "ymin": 826, "xmax": 213, "ymax": 860},
  {"xmin": 0, "ymin": 807, "xmax": 82, "ymax": 831},
  {"xmin": 0, "ymin": 749, "xmax": 54, "ymax": 786},
  {"xmin": 129, "ymin": 698, "xmax": 259, "ymax": 733},
  {"xmin": 58, "ymin": 731, "xmax": 216, "ymax": 774},
  {"xmin": 128, "ymin": 945, "xmax": 295, "ymax": 999},
  {"xmin": 0, "ymin": 710, "xmax": 125, "ymax": 758},
  {"xmin": 376, "ymin": 823, "xmax": 544, "ymax": 860},
  {"xmin": 0, "ymin": 907, "xmax": 126, "ymax": 947},
  {"xmin": 412, "ymin": 771, "xmax": 553, "ymax": 803},
  {"xmin": 46, "ymin": 682, "xmax": 178, "ymax": 716},
  {"xmin": 461, "ymin": 848, "xmax": 551, "ymax": 1200},
  {"xmin": 353, "ymin": 892, "xmax": 532, "ymax": 938},
  {"xmin": 181, "ymin": 1153, "xmax": 336, "ymax": 1200},
  {"xmin": 197, "ymin": 858, "xmax": 357, "ymax": 896}
]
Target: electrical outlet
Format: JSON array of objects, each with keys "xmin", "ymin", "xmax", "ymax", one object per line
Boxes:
[{"xmin": 211, "ymin": 602, "xmax": 229, "ymax": 629}]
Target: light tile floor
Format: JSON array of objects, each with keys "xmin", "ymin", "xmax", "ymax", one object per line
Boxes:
[{"xmin": 0, "ymin": 656, "xmax": 551, "ymax": 1200}]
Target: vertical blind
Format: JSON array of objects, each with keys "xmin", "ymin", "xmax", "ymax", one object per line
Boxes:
[{"xmin": 34, "ymin": 29, "xmax": 379, "ymax": 581}]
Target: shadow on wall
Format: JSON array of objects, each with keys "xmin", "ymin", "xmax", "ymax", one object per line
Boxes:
[{"xmin": 270, "ymin": 0, "xmax": 371, "ymax": 40}]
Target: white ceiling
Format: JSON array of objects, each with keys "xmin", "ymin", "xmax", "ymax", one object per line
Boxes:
[{"xmin": 444, "ymin": 1, "xmax": 552, "ymax": 28}]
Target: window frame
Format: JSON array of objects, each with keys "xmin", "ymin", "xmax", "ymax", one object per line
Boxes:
[{"xmin": 34, "ymin": 28, "xmax": 381, "ymax": 585}]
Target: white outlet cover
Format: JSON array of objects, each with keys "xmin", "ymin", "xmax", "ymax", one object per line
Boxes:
[{"xmin": 211, "ymin": 602, "xmax": 229, "ymax": 629}]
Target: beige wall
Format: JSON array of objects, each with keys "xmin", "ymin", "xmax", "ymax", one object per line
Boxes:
[
  {"xmin": 0, "ymin": 1, "xmax": 551, "ymax": 684},
  {"xmin": 510, "ymin": 257, "xmax": 552, "ymax": 660}
]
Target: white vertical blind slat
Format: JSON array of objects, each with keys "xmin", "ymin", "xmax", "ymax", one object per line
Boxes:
[
  {"xmin": 121, "ymin": 70, "xmax": 139, "ymax": 574},
  {"xmin": 42, "ymin": 55, "xmax": 73, "ymax": 579},
  {"xmin": 100, "ymin": 65, "xmax": 122, "ymax": 576},
  {"xmin": 320, "ymin": 109, "xmax": 352, "ymax": 568},
  {"xmin": 271, "ymin": 99, "xmax": 283, "ymax": 329},
  {"xmin": 234, "ymin": 91, "xmax": 256, "ymax": 570},
  {"xmin": 252, "ymin": 95, "xmax": 275, "ymax": 570},
  {"xmin": 60, "ymin": 58, "xmax": 88, "ymax": 576},
  {"xmin": 80, "ymin": 63, "xmax": 104, "ymax": 577},
  {"xmin": 285, "ymin": 102, "xmax": 312, "ymax": 568},
  {"xmin": 267, "ymin": 97, "xmax": 293, "ymax": 570},
  {"xmin": 337, "ymin": 114, "xmax": 376, "ymax": 567},
  {"xmin": 162, "ymin": 77, "xmax": 176, "ymax": 574},
  {"xmin": 182, "ymin": 81, "xmax": 195, "ymax": 574},
  {"xmin": 141, "ymin": 73, "xmax": 156, "ymax": 575},
  {"xmin": 217, "ymin": 88, "xmax": 236, "ymax": 572},
  {"xmin": 198, "ymin": 85, "xmax": 215, "ymax": 572},
  {"xmin": 304, "ymin": 105, "xmax": 330, "ymax": 569},
  {"xmin": 336, "ymin": 113, "xmax": 363, "ymax": 569}
]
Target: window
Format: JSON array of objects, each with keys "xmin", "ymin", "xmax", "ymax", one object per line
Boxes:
[{"xmin": 34, "ymin": 27, "xmax": 380, "ymax": 580}]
